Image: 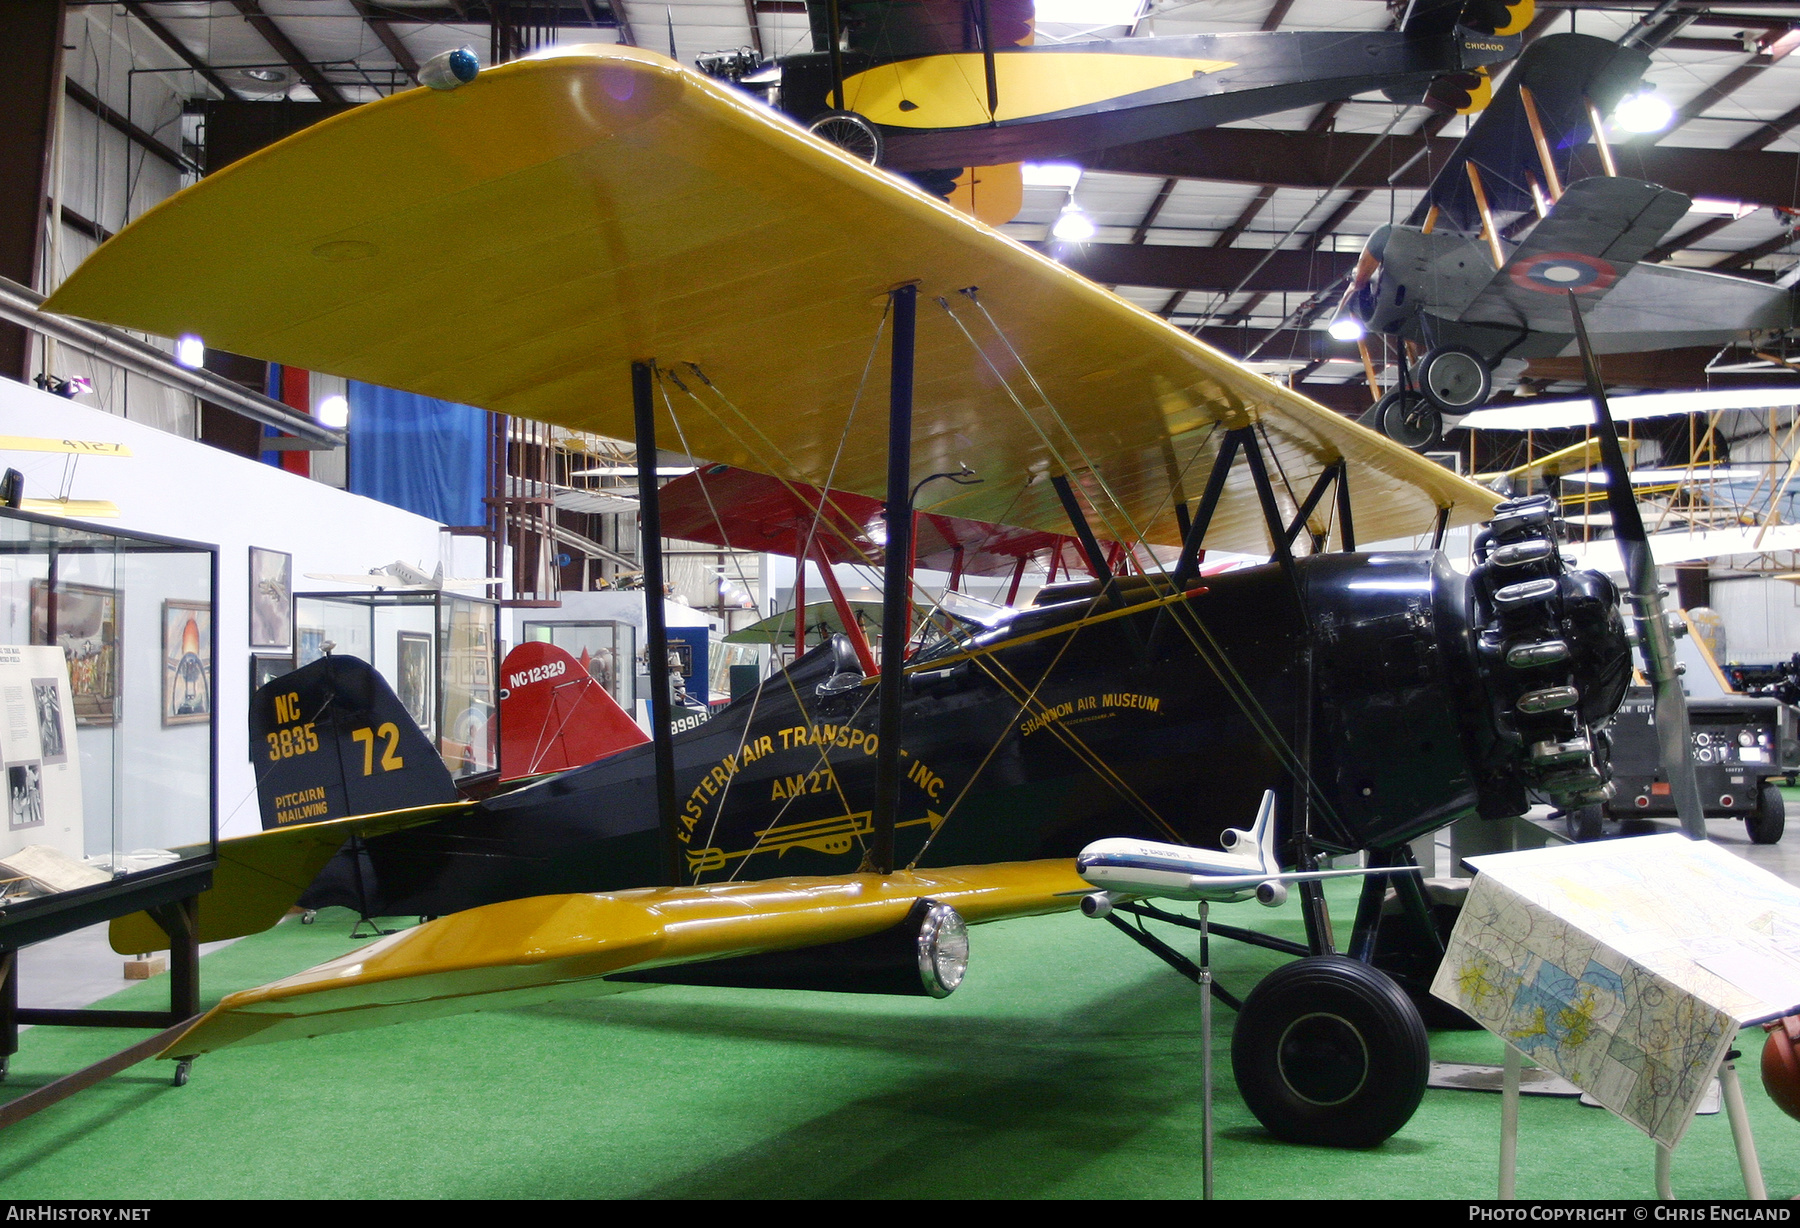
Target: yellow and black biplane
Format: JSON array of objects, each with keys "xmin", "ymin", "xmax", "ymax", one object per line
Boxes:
[{"xmin": 42, "ymin": 42, "xmax": 1628, "ymax": 1149}]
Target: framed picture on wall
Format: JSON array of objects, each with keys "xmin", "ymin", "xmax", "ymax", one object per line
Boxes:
[
  {"xmin": 397, "ymin": 630, "xmax": 434, "ymax": 738},
  {"xmin": 296, "ymin": 626, "xmax": 326, "ymax": 668},
  {"xmin": 30, "ymin": 580, "xmax": 119, "ymax": 727},
  {"xmin": 161, "ymin": 599, "xmax": 212, "ymax": 726},
  {"xmin": 250, "ymin": 652, "xmax": 294, "ymax": 703},
  {"xmin": 249, "ymin": 547, "xmax": 292, "ymax": 650}
]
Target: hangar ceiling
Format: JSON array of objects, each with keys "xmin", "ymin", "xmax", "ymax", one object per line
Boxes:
[{"xmin": 59, "ymin": 0, "xmax": 1800, "ymax": 409}]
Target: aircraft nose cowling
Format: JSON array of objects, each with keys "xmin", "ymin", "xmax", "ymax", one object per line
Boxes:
[
  {"xmin": 1298, "ymin": 494, "xmax": 1629, "ymax": 852},
  {"xmin": 1466, "ymin": 493, "xmax": 1630, "ymax": 818}
]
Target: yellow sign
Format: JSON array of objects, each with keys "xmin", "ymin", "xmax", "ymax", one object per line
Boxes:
[{"xmin": 0, "ymin": 436, "xmax": 130, "ymax": 457}]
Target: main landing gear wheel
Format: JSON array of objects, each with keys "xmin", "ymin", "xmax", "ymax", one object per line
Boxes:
[
  {"xmin": 1374, "ymin": 388, "xmax": 1442, "ymax": 451},
  {"xmin": 1568, "ymin": 803, "xmax": 1604, "ymax": 842},
  {"xmin": 1231, "ymin": 955, "xmax": 1429, "ymax": 1148},
  {"xmin": 807, "ymin": 110, "xmax": 884, "ymax": 164},
  {"xmin": 1418, "ymin": 345, "xmax": 1492, "ymax": 415},
  {"xmin": 1750, "ymin": 782, "xmax": 1786, "ymax": 845}
]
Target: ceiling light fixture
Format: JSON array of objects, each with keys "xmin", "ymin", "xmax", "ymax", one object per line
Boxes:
[
  {"xmin": 174, "ymin": 334, "xmax": 204, "ymax": 369},
  {"xmin": 1052, "ymin": 204, "xmax": 1096, "ymax": 242},
  {"xmin": 1613, "ymin": 89, "xmax": 1673, "ymax": 134},
  {"xmin": 243, "ymin": 68, "xmax": 286, "ymax": 82},
  {"xmin": 316, "ymin": 394, "xmax": 350, "ymax": 429},
  {"xmin": 1327, "ymin": 316, "xmax": 1366, "ymax": 342}
]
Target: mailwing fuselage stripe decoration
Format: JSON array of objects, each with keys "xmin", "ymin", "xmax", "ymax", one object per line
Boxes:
[{"xmin": 45, "ymin": 45, "xmax": 1495, "ymax": 556}]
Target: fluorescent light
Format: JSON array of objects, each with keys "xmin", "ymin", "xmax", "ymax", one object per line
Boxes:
[
  {"xmin": 1559, "ymin": 467, "xmax": 1760, "ymax": 485},
  {"xmin": 1327, "ymin": 316, "xmax": 1366, "ymax": 342},
  {"xmin": 174, "ymin": 334, "xmax": 204, "ymax": 369},
  {"xmin": 1052, "ymin": 206, "xmax": 1096, "ymax": 241},
  {"xmin": 1614, "ymin": 90, "xmax": 1673, "ymax": 134},
  {"xmin": 567, "ymin": 466, "xmax": 697, "ymax": 477},
  {"xmin": 1690, "ymin": 198, "xmax": 1755, "ymax": 219},
  {"xmin": 1457, "ymin": 387, "xmax": 1800, "ymax": 432},
  {"xmin": 1021, "ymin": 162, "xmax": 1082, "ymax": 189},
  {"xmin": 316, "ymin": 394, "xmax": 350, "ymax": 429},
  {"xmin": 1034, "ymin": 0, "xmax": 1141, "ymax": 24}
]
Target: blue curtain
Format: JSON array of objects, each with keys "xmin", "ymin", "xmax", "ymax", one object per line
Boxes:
[{"xmin": 347, "ymin": 382, "xmax": 487, "ymax": 527}]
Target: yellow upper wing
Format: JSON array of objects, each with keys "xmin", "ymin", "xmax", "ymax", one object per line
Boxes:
[
  {"xmin": 44, "ymin": 45, "xmax": 1494, "ymax": 554},
  {"xmin": 162, "ymin": 859, "xmax": 1085, "ymax": 1058}
]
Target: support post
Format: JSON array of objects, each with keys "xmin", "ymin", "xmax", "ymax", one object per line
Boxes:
[
  {"xmin": 1281, "ymin": 460, "xmax": 1343, "ymax": 554},
  {"xmin": 1501, "ymin": 1043, "xmax": 1521, "ymax": 1199},
  {"xmin": 871, "ymin": 285, "xmax": 917, "ymax": 876},
  {"xmin": 1336, "ymin": 462, "xmax": 1356, "ymax": 550},
  {"xmin": 1432, "ymin": 505, "xmax": 1452, "ymax": 551},
  {"xmin": 1586, "ymin": 97, "xmax": 1619, "ymax": 177},
  {"xmin": 815, "ymin": 548, "xmax": 877, "ymax": 677},
  {"xmin": 1050, "ymin": 473, "xmax": 1120, "ymax": 605},
  {"xmin": 1518, "ymin": 86, "xmax": 1564, "ymax": 200},
  {"xmin": 633, "ymin": 361, "xmax": 683, "ymax": 887},
  {"xmin": 1467, "ymin": 162, "xmax": 1506, "ymax": 271},
  {"xmin": 1004, "ymin": 554, "xmax": 1027, "ymax": 606},
  {"xmin": 1172, "ymin": 431, "xmax": 1242, "ymax": 590}
]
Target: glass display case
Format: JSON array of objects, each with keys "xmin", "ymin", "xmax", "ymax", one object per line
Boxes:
[
  {"xmin": 0, "ymin": 510, "xmax": 216, "ymax": 940},
  {"xmin": 294, "ymin": 590, "xmax": 498, "ymax": 780},
  {"xmin": 521, "ymin": 619, "xmax": 635, "ymax": 710}
]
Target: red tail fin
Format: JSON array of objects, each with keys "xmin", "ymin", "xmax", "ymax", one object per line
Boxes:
[{"xmin": 499, "ymin": 642, "xmax": 648, "ymax": 782}]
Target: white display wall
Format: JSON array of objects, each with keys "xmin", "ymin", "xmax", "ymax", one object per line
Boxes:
[{"xmin": 0, "ymin": 377, "xmax": 453, "ymax": 838}]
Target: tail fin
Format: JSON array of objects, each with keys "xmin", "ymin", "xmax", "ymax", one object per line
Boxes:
[
  {"xmin": 1252, "ymin": 789, "xmax": 1279, "ymax": 873},
  {"xmin": 253, "ymin": 655, "xmax": 458, "ymax": 830},
  {"xmin": 499, "ymin": 641, "xmax": 648, "ymax": 781}
]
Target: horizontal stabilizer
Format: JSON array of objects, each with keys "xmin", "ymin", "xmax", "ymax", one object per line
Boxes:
[
  {"xmin": 158, "ymin": 859, "xmax": 1086, "ymax": 1058},
  {"xmin": 107, "ymin": 802, "xmax": 469, "ymax": 954}
]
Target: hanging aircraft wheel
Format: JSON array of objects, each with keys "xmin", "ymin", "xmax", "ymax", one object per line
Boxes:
[
  {"xmin": 1749, "ymin": 782, "xmax": 1787, "ymax": 845},
  {"xmin": 1231, "ymin": 956, "xmax": 1429, "ymax": 1149},
  {"xmin": 1417, "ymin": 346, "xmax": 1492, "ymax": 414},
  {"xmin": 807, "ymin": 111, "xmax": 884, "ymax": 165},
  {"xmin": 1567, "ymin": 803, "xmax": 1604, "ymax": 842},
  {"xmin": 1375, "ymin": 389, "xmax": 1442, "ymax": 451}
]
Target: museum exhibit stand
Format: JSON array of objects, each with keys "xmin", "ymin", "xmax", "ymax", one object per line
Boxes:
[
  {"xmin": 0, "ymin": 510, "xmax": 217, "ymax": 1125},
  {"xmin": 293, "ymin": 589, "xmax": 499, "ymax": 782}
]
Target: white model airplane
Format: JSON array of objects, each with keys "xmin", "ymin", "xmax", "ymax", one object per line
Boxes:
[
  {"xmin": 303, "ymin": 561, "xmax": 497, "ymax": 592},
  {"xmin": 1076, "ymin": 791, "xmax": 1419, "ymax": 915}
]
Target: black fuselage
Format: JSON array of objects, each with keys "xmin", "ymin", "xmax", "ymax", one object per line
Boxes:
[{"xmin": 302, "ymin": 544, "xmax": 1627, "ymax": 919}]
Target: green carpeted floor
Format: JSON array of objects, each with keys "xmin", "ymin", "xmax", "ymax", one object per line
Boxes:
[{"xmin": 0, "ymin": 878, "xmax": 1793, "ymax": 1200}]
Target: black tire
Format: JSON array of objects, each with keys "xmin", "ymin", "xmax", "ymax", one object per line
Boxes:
[
  {"xmin": 1418, "ymin": 345, "xmax": 1492, "ymax": 414},
  {"xmin": 1750, "ymin": 782, "xmax": 1786, "ymax": 845},
  {"xmin": 1376, "ymin": 389, "xmax": 1442, "ymax": 450},
  {"xmin": 1230, "ymin": 955, "xmax": 1429, "ymax": 1148},
  {"xmin": 807, "ymin": 110, "xmax": 884, "ymax": 164},
  {"xmin": 1568, "ymin": 804, "xmax": 1604, "ymax": 842}
]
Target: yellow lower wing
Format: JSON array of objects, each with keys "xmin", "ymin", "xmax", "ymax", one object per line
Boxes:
[
  {"xmin": 109, "ymin": 803, "xmax": 470, "ymax": 955},
  {"xmin": 45, "ymin": 45, "xmax": 1495, "ymax": 556},
  {"xmin": 162, "ymin": 859, "xmax": 1085, "ymax": 1058}
]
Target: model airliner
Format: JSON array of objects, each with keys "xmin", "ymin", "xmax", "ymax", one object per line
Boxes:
[{"xmin": 1076, "ymin": 792, "xmax": 1420, "ymax": 915}]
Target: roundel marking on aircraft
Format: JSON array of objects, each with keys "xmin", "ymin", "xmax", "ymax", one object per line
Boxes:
[{"xmin": 1509, "ymin": 252, "xmax": 1617, "ymax": 295}]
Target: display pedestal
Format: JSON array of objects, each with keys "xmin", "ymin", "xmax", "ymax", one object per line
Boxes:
[
  {"xmin": 0, "ymin": 892, "xmax": 203, "ymax": 1127},
  {"xmin": 1499, "ymin": 1047, "xmax": 1766, "ymax": 1200}
]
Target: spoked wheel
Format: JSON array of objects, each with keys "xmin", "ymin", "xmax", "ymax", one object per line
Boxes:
[
  {"xmin": 1417, "ymin": 345, "xmax": 1492, "ymax": 415},
  {"xmin": 807, "ymin": 110, "xmax": 884, "ymax": 164},
  {"xmin": 1231, "ymin": 956, "xmax": 1429, "ymax": 1148},
  {"xmin": 1750, "ymin": 781, "xmax": 1786, "ymax": 845}
]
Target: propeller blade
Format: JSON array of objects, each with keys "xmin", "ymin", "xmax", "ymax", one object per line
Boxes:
[{"xmin": 1567, "ymin": 292, "xmax": 1707, "ymax": 840}]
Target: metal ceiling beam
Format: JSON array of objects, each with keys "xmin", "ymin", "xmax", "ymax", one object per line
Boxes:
[
  {"xmin": 350, "ymin": 1, "xmax": 421, "ymax": 84},
  {"xmin": 64, "ymin": 79, "xmax": 195, "ymax": 175},
  {"xmin": 1078, "ymin": 128, "xmax": 1800, "ymax": 212},
  {"xmin": 121, "ymin": 1, "xmax": 244, "ymax": 101},
  {"xmin": 229, "ymin": 0, "xmax": 350, "ymax": 107},
  {"xmin": 1033, "ymin": 244, "xmax": 1357, "ymax": 293},
  {"xmin": 0, "ymin": 275, "xmax": 344, "ymax": 446}
]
